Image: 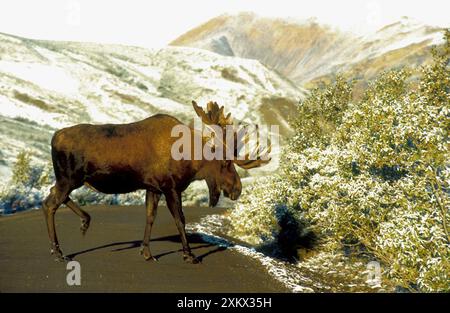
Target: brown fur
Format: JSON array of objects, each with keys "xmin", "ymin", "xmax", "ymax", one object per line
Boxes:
[{"xmin": 43, "ymin": 113, "xmax": 241, "ymax": 264}]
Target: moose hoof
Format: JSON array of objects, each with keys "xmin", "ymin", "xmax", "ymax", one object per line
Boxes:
[
  {"xmin": 145, "ymin": 255, "xmax": 158, "ymax": 262},
  {"xmin": 140, "ymin": 246, "xmax": 157, "ymax": 262},
  {"xmin": 183, "ymin": 253, "xmax": 200, "ymax": 264},
  {"xmin": 51, "ymin": 249, "xmax": 71, "ymax": 262},
  {"xmin": 50, "ymin": 243, "xmax": 71, "ymax": 262},
  {"xmin": 80, "ymin": 217, "xmax": 90, "ymax": 235},
  {"xmin": 54, "ymin": 255, "xmax": 72, "ymax": 262}
]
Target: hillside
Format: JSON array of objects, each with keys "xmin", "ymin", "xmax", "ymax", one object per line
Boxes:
[
  {"xmin": 0, "ymin": 32, "xmax": 305, "ymax": 179},
  {"xmin": 171, "ymin": 13, "xmax": 446, "ymax": 86}
]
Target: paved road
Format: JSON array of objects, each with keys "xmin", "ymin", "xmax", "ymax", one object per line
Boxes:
[{"xmin": 0, "ymin": 205, "xmax": 288, "ymax": 292}]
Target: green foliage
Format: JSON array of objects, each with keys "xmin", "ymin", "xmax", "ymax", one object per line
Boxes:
[
  {"xmin": 136, "ymin": 82, "xmax": 148, "ymax": 91},
  {"xmin": 1, "ymin": 151, "xmax": 51, "ymax": 214},
  {"xmin": 419, "ymin": 29, "xmax": 450, "ymax": 107},
  {"xmin": 11, "ymin": 150, "xmax": 33, "ymax": 186},
  {"xmin": 229, "ymin": 176, "xmax": 287, "ymax": 244},
  {"xmin": 228, "ymin": 30, "xmax": 450, "ymax": 291},
  {"xmin": 11, "ymin": 150, "xmax": 51, "ymax": 190},
  {"xmin": 290, "ymin": 76, "xmax": 353, "ymax": 151},
  {"xmin": 37, "ymin": 162, "xmax": 54, "ymax": 187},
  {"xmin": 106, "ymin": 66, "xmax": 129, "ymax": 79}
]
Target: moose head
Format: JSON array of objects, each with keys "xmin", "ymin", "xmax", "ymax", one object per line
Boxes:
[{"xmin": 192, "ymin": 100, "xmax": 271, "ymax": 206}]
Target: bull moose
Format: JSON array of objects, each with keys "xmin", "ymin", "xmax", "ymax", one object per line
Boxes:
[{"xmin": 42, "ymin": 101, "xmax": 270, "ymax": 263}]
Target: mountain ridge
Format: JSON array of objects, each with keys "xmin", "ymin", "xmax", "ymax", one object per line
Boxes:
[
  {"xmin": 0, "ymin": 32, "xmax": 304, "ymax": 179},
  {"xmin": 170, "ymin": 13, "xmax": 446, "ymax": 86}
]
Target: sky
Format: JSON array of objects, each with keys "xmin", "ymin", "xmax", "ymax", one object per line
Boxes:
[{"xmin": 0, "ymin": 0, "xmax": 448, "ymax": 48}]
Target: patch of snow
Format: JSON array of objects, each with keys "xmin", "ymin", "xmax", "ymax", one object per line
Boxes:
[
  {"xmin": 187, "ymin": 214, "xmax": 315, "ymax": 293},
  {"xmin": 372, "ymin": 31, "xmax": 443, "ymax": 57},
  {"xmin": 0, "ymin": 61, "xmax": 79, "ymax": 94},
  {"xmin": 0, "ymin": 94, "xmax": 66, "ymax": 128}
]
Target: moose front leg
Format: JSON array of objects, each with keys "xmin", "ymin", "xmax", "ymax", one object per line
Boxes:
[
  {"xmin": 140, "ymin": 190, "xmax": 161, "ymax": 261},
  {"xmin": 165, "ymin": 189, "xmax": 199, "ymax": 264}
]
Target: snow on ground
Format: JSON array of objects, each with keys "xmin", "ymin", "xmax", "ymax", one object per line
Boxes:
[
  {"xmin": 0, "ymin": 61, "xmax": 80, "ymax": 95},
  {"xmin": 187, "ymin": 214, "xmax": 390, "ymax": 293},
  {"xmin": 0, "ymin": 94, "xmax": 66, "ymax": 129}
]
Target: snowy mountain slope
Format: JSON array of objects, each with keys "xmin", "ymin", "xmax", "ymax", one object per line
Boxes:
[
  {"xmin": 171, "ymin": 13, "xmax": 446, "ymax": 85},
  {"xmin": 0, "ymin": 32, "xmax": 305, "ymax": 179}
]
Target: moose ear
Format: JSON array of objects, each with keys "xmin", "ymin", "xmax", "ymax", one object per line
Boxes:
[{"xmin": 205, "ymin": 177, "xmax": 221, "ymax": 207}]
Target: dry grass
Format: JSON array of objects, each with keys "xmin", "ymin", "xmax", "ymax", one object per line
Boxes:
[
  {"xmin": 13, "ymin": 91, "xmax": 52, "ymax": 111},
  {"xmin": 170, "ymin": 15, "xmax": 229, "ymax": 46},
  {"xmin": 220, "ymin": 68, "xmax": 247, "ymax": 84},
  {"xmin": 112, "ymin": 91, "xmax": 156, "ymax": 111}
]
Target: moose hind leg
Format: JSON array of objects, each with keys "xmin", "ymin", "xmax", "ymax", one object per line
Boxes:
[
  {"xmin": 165, "ymin": 190, "xmax": 199, "ymax": 264},
  {"xmin": 64, "ymin": 197, "xmax": 91, "ymax": 235},
  {"xmin": 42, "ymin": 184, "xmax": 70, "ymax": 262},
  {"xmin": 140, "ymin": 190, "xmax": 161, "ymax": 261}
]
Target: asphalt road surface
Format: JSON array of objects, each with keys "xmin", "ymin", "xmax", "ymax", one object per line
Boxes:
[{"xmin": 0, "ymin": 204, "xmax": 288, "ymax": 292}]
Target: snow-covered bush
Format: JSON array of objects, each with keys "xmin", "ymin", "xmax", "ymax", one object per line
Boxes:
[
  {"xmin": 228, "ymin": 176, "xmax": 288, "ymax": 245},
  {"xmin": 0, "ymin": 151, "xmax": 52, "ymax": 214},
  {"xmin": 70, "ymin": 186, "xmax": 144, "ymax": 206},
  {"xmin": 182, "ymin": 181, "xmax": 210, "ymax": 207},
  {"xmin": 228, "ymin": 30, "xmax": 449, "ymax": 291}
]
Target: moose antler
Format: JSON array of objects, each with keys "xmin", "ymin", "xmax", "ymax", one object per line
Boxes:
[
  {"xmin": 192, "ymin": 100, "xmax": 271, "ymax": 169},
  {"xmin": 192, "ymin": 101, "xmax": 233, "ymax": 126},
  {"xmin": 234, "ymin": 124, "xmax": 272, "ymax": 169}
]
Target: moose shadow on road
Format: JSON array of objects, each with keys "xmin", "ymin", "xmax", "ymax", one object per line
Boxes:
[{"xmin": 66, "ymin": 233, "xmax": 228, "ymax": 262}]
